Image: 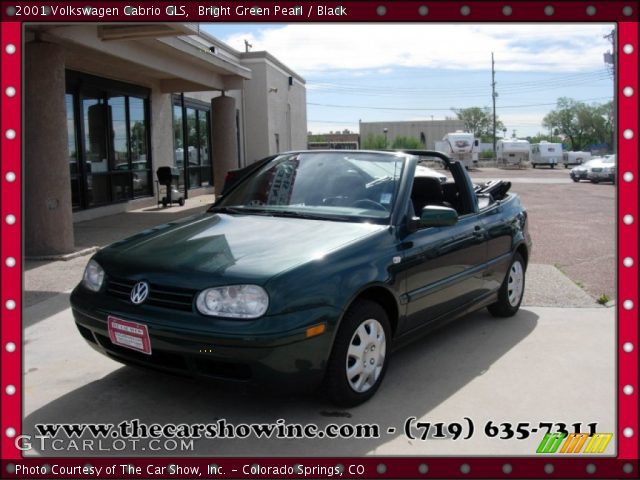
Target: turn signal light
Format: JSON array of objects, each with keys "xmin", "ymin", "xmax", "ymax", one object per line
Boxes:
[{"xmin": 306, "ymin": 324, "xmax": 326, "ymax": 338}]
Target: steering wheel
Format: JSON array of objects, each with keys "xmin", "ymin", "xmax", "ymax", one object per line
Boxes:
[{"xmin": 351, "ymin": 199, "xmax": 388, "ymax": 211}]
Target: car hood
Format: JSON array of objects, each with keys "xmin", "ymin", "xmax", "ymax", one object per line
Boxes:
[
  {"xmin": 587, "ymin": 160, "xmax": 615, "ymax": 169},
  {"xmin": 96, "ymin": 212, "xmax": 386, "ymax": 286}
]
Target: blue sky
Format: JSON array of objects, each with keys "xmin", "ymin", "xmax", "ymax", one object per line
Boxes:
[{"xmin": 202, "ymin": 23, "xmax": 614, "ymax": 138}]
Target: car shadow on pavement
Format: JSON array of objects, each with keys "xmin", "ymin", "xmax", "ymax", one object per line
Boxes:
[
  {"xmin": 23, "ymin": 293, "xmax": 71, "ymax": 328},
  {"xmin": 23, "ymin": 309, "xmax": 538, "ymax": 457}
]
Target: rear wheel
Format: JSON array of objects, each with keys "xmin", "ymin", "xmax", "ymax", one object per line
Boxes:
[
  {"xmin": 488, "ymin": 253, "xmax": 525, "ymax": 317},
  {"xmin": 324, "ymin": 300, "xmax": 391, "ymax": 406}
]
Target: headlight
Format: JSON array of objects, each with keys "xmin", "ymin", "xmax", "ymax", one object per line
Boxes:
[
  {"xmin": 196, "ymin": 285, "xmax": 269, "ymax": 319},
  {"xmin": 82, "ymin": 259, "xmax": 104, "ymax": 292}
]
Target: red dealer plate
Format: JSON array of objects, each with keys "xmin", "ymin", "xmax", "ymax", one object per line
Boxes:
[{"xmin": 107, "ymin": 316, "xmax": 152, "ymax": 355}]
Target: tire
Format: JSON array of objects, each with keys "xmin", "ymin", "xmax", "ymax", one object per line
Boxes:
[
  {"xmin": 162, "ymin": 198, "xmax": 168, "ymax": 208},
  {"xmin": 572, "ymin": 177, "xmax": 579, "ymax": 183},
  {"xmin": 551, "ymin": 164, "xmax": 555, "ymax": 169},
  {"xmin": 591, "ymin": 179, "xmax": 599, "ymax": 184},
  {"xmin": 178, "ymin": 197, "xmax": 185, "ymax": 206},
  {"xmin": 324, "ymin": 300, "xmax": 391, "ymax": 407},
  {"xmin": 532, "ymin": 164, "xmax": 536, "ymax": 168},
  {"xmin": 488, "ymin": 253, "xmax": 526, "ymax": 317}
]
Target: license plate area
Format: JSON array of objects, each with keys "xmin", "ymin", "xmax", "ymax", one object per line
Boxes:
[{"xmin": 107, "ymin": 316, "xmax": 152, "ymax": 355}]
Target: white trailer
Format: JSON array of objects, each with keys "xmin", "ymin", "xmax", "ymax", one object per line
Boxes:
[
  {"xmin": 435, "ymin": 131, "xmax": 479, "ymax": 169},
  {"xmin": 497, "ymin": 139, "xmax": 531, "ymax": 168},
  {"xmin": 562, "ymin": 151, "xmax": 591, "ymax": 168},
  {"xmin": 531, "ymin": 142, "xmax": 563, "ymax": 168}
]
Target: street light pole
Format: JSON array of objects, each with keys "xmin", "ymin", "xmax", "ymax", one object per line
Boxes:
[
  {"xmin": 383, "ymin": 128, "xmax": 388, "ymax": 148},
  {"xmin": 491, "ymin": 52, "xmax": 497, "ymax": 160}
]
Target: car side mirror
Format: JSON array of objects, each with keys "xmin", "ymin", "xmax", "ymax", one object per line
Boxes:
[{"xmin": 418, "ymin": 206, "xmax": 458, "ymax": 228}]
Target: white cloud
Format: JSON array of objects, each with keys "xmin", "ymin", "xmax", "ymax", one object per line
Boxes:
[{"xmin": 222, "ymin": 24, "xmax": 613, "ymax": 74}]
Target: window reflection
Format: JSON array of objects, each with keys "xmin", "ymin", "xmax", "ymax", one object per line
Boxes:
[
  {"xmin": 173, "ymin": 101, "xmax": 213, "ymax": 191},
  {"xmin": 67, "ymin": 71, "xmax": 152, "ymax": 209}
]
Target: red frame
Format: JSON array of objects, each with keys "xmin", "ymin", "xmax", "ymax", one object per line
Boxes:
[{"xmin": 1, "ymin": 1, "xmax": 638, "ymax": 477}]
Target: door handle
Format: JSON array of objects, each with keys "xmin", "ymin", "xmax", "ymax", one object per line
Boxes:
[{"xmin": 473, "ymin": 225, "xmax": 485, "ymax": 239}]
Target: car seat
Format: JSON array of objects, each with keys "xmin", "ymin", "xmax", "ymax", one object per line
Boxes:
[{"xmin": 411, "ymin": 177, "xmax": 452, "ymax": 213}]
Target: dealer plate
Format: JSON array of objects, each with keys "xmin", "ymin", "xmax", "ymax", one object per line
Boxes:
[{"xmin": 107, "ymin": 316, "xmax": 152, "ymax": 355}]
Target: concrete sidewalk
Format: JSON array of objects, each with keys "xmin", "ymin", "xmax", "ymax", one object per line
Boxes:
[{"xmin": 22, "ymin": 296, "xmax": 615, "ymax": 457}]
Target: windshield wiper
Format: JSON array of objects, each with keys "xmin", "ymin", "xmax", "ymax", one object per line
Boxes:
[
  {"xmin": 267, "ymin": 210, "xmax": 355, "ymax": 222},
  {"xmin": 209, "ymin": 206, "xmax": 274, "ymax": 216}
]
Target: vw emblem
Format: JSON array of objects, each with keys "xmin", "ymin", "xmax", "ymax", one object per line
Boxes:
[{"xmin": 130, "ymin": 281, "xmax": 149, "ymax": 305}]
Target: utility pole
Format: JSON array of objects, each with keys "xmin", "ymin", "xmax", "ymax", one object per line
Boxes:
[
  {"xmin": 491, "ymin": 52, "xmax": 497, "ymax": 159},
  {"xmin": 603, "ymin": 29, "xmax": 615, "ymax": 154}
]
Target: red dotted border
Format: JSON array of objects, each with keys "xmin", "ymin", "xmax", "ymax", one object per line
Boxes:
[{"xmin": 1, "ymin": 2, "xmax": 638, "ymax": 477}]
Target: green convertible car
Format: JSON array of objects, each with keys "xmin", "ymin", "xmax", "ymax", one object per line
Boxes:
[{"xmin": 71, "ymin": 150, "xmax": 531, "ymax": 406}]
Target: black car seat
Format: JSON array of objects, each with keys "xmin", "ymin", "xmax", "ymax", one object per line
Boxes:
[{"xmin": 411, "ymin": 176, "xmax": 452, "ymax": 214}]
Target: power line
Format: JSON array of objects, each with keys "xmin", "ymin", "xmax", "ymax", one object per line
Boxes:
[
  {"xmin": 307, "ymin": 97, "xmax": 612, "ymax": 111},
  {"xmin": 308, "ymin": 70, "xmax": 611, "ymax": 95}
]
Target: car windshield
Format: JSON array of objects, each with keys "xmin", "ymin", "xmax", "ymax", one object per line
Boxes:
[{"xmin": 213, "ymin": 151, "xmax": 405, "ymax": 223}]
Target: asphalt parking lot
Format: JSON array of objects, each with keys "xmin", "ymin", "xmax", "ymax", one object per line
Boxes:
[{"xmin": 21, "ymin": 166, "xmax": 616, "ymax": 457}]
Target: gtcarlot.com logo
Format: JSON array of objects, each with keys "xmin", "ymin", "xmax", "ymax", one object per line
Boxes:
[
  {"xmin": 536, "ymin": 432, "xmax": 613, "ymax": 454},
  {"xmin": 14, "ymin": 435, "xmax": 194, "ymax": 453}
]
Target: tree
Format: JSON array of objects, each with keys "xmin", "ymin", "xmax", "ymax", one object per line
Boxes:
[
  {"xmin": 542, "ymin": 97, "xmax": 613, "ymax": 151},
  {"xmin": 361, "ymin": 134, "xmax": 387, "ymax": 149},
  {"xmin": 452, "ymin": 107, "xmax": 504, "ymax": 140},
  {"xmin": 391, "ymin": 136, "xmax": 422, "ymax": 149}
]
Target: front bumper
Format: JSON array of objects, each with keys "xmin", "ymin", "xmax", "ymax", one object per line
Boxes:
[
  {"xmin": 70, "ymin": 286, "xmax": 340, "ymax": 392},
  {"xmin": 588, "ymin": 171, "xmax": 615, "ymax": 182}
]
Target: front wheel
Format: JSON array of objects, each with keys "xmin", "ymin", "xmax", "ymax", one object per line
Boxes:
[
  {"xmin": 324, "ymin": 300, "xmax": 391, "ymax": 406},
  {"xmin": 488, "ymin": 253, "xmax": 526, "ymax": 317}
]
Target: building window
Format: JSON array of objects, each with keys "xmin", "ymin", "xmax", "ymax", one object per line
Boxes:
[
  {"xmin": 65, "ymin": 70, "xmax": 152, "ymax": 210},
  {"xmin": 172, "ymin": 96, "xmax": 213, "ymax": 192}
]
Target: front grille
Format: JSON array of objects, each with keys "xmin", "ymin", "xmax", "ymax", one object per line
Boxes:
[
  {"xmin": 591, "ymin": 168, "xmax": 603, "ymax": 173},
  {"xmin": 106, "ymin": 278, "xmax": 196, "ymax": 312}
]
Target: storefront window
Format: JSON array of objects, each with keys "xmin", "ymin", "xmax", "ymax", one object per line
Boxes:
[
  {"xmin": 173, "ymin": 104, "xmax": 185, "ymax": 190},
  {"xmin": 66, "ymin": 94, "xmax": 80, "ymax": 209},
  {"xmin": 172, "ymin": 97, "xmax": 213, "ymax": 192},
  {"xmin": 66, "ymin": 70, "xmax": 151, "ymax": 209},
  {"xmin": 130, "ymin": 97, "xmax": 150, "ymax": 198}
]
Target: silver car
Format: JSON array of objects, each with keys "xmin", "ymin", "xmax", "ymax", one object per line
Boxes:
[
  {"xmin": 570, "ymin": 159, "xmax": 600, "ymax": 182},
  {"xmin": 587, "ymin": 155, "xmax": 616, "ymax": 184}
]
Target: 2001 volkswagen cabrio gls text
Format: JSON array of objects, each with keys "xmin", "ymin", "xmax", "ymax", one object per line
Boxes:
[{"xmin": 71, "ymin": 150, "xmax": 531, "ymax": 406}]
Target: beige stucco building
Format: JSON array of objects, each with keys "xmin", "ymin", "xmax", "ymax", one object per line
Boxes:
[
  {"xmin": 24, "ymin": 23, "xmax": 307, "ymax": 256},
  {"xmin": 359, "ymin": 119, "xmax": 465, "ymax": 150}
]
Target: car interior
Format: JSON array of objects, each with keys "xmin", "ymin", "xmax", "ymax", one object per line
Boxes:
[{"xmin": 408, "ymin": 171, "xmax": 512, "ymax": 218}]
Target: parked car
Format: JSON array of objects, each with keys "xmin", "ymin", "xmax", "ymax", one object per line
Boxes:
[
  {"xmin": 71, "ymin": 150, "xmax": 531, "ymax": 406},
  {"xmin": 570, "ymin": 159, "xmax": 602, "ymax": 182},
  {"xmin": 587, "ymin": 154, "xmax": 616, "ymax": 184}
]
